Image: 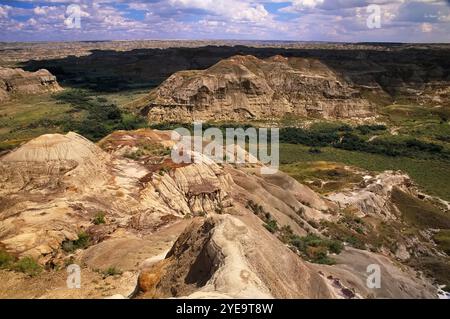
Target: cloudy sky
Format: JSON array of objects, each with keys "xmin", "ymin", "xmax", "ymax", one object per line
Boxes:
[{"xmin": 0, "ymin": 0, "xmax": 449, "ymax": 42}]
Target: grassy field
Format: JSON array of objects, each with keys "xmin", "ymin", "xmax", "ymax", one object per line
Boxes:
[
  {"xmin": 0, "ymin": 88, "xmax": 149, "ymax": 150},
  {"xmin": 280, "ymin": 161, "xmax": 364, "ymax": 195},
  {"xmin": 280, "ymin": 143, "xmax": 450, "ymax": 201},
  {"xmin": 0, "ymin": 94, "xmax": 72, "ymax": 150}
]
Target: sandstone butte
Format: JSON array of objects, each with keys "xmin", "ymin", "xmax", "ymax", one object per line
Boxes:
[{"xmin": 137, "ymin": 55, "xmax": 376, "ymax": 123}]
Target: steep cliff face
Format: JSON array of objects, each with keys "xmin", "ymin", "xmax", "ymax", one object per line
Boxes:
[
  {"xmin": 0, "ymin": 67, "xmax": 62, "ymax": 104},
  {"xmin": 139, "ymin": 55, "xmax": 375, "ymax": 122}
]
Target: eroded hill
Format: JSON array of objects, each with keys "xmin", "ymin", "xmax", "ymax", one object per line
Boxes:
[
  {"xmin": 0, "ymin": 129, "xmax": 448, "ymax": 299},
  {"xmin": 0, "ymin": 67, "xmax": 62, "ymax": 104},
  {"xmin": 138, "ymin": 55, "xmax": 375, "ymax": 122}
]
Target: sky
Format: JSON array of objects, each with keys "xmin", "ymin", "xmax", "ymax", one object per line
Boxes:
[{"xmin": 0, "ymin": 0, "xmax": 449, "ymax": 42}]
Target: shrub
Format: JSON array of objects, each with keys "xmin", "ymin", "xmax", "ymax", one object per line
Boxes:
[
  {"xmin": 11, "ymin": 257, "xmax": 42, "ymax": 277},
  {"xmin": 55, "ymin": 90, "xmax": 147, "ymax": 142},
  {"xmin": 328, "ymin": 240, "xmax": 344, "ymax": 254},
  {"xmin": 92, "ymin": 212, "xmax": 106, "ymax": 225},
  {"xmin": 0, "ymin": 249, "xmax": 14, "ymax": 268},
  {"xmin": 356, "ymin": 124, "xmax": 387, "ymax": 135},
  {"xmin": 62, "ymin": 231, "xmax": 91, "ymax": 252},
  {"xmin": 288, "ymin": 234, "xmax": 343, "ymax": 264},
  {"xmin": 306, "ymin": 246, "xmax": 335, "ymax": 265},
  {"xmin": 102, "ymin": 267, "xmax": 122, "ymax": 277},
  {"xmin": 264, "ymin": 219, "xmax": 279, "ymax": 234}
]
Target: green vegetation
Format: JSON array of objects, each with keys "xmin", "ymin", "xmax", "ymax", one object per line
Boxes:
[
  {"xmin": 0, "ymin": 249, "xmax": 42, "ymax": 277},
  {"xmin": 149, "ymin": 121, "xmax": 255, "ymax": 133},
  {"xmin": 380, "ymin": 104, "xmax": 450, "ymax": 126},
  {"xmin": 0, "ymin": 249, "xmax": 14, "ymax": 268},
  {"xmin": 279, "ymin": 125, "xmax": 448, "ymax": 160},
  {"xmin": 122, "ymin": 141, "xmax": 171, "ymax": 160},
  {"xmin": 10, "ymin": 257, "xmax": 42, "ymax": 277},
  {"xmin": 434, "ymin": 230, "xmax": 450, "ymax": 255},
  {"xmin": 0, "ymin": 88, "xmax": 149, "ymax": 150},
  {"xmin": 54, "ymin": 89, "xmax": 147, "ymax": 141},
  {"xmin": 409, "ymin": 257, "xmax": 450, "ymax": 293},
  {"xmin": 62, "ymin": 231, "xmax": 91, "ymax": 253},
  {"xmin": 246, "ymin": 200, "xmax": 278, "ymax": 233},
  {"xmin": 0, "ymin": 94, "xmax": 73, "ymax": 149},
  {"xmin": 92, "ymin": 212, "xmax": 106, "ymax": 225},
  {"xmin": 288, "ymin": 233, "xmax": 343, "ymax": 265},
  {"xmin": 280, "ymin": 144, "xmax": 450, "ymax": 201},
  {"xmin": 264, "ymin": 219, "xmax": 279, "ymax": 234},
  {"xmin": 391, "ymin": 188, "xmax": 450, "ymax": 229},
  {"xmin": 280, "ymin": 161, "xmax": 363, "ymax": 194},
  {"xmin": 246, "ymin": 200, "xmax": 342, "ymax": 265},
  {"xmin": 101, "ymin": 267, "xmax": 123, "ymax": 278},
  {"xmin": 321, "ymin": 209, "xmax": 409, "ymax": 254}
]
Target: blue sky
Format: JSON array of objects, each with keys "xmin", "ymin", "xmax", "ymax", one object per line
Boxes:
[{"xmin": 0, "ymin": 0, "xmax": 449, "ymax": 42}]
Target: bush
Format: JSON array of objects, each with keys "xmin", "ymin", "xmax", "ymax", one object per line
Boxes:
[
  {"xmin": 55, "ymin": 90, "xmax": 147, "ymax": 142},
  {"xmin": 62, "ymin": 231, "xmax": 91, "ymax": 252},
  {"xmin": 288, "ymin": 234, "xmax": 343, "ymax": 264},
  {"xmin": 92, "ymin": 212, "xmax": 106, "ymax": 225},
  {"xmin": 280, "ymin": 125, "xmax": 449, "ymax": 160},
  {"xmin": 11, "ymin": 257, "xmax": 42, "ymax": 277},
  {"xmin": 306, "ymin": 246, "xmax": 335, "ymax": 265},
  {"xmin": 264, "ymin": 220, "xmax": 279, "ymax": 234},
  {"xmin": 356, "ymin": 124, "xmax": 387, "ymax": 135},
  {"xmin": 328, "ymin": 240, "xmax": 344, "ymax": 254},
  {"xmin": 0, "ymin": 249, "xmax": 14, "ymax": 268},
  {"xmin": 102, "ymin": 267, "xmax": 122, "ymax": 277}
]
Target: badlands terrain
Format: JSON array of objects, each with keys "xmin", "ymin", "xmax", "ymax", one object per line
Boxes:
[{"xmin": 0, "ymin": 41, "xmax": 449, "ymax": 299}]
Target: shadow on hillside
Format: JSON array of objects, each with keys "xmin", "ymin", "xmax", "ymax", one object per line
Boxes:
[{"xmin": 22, "ymin": 45, "xmax": 450, "ymax": 94}]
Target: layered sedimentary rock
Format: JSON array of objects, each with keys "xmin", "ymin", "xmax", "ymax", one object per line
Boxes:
[
  {"xmin": 0, "ymin": 129, "xmax": 444, "ymax": 299},
  {"xmin": 0, "ymin": 67, "xmax": 62, "ymax": 103},
  {"xmin": 139, "ymin": 55, "xmax": 374, "ymax": 122}
]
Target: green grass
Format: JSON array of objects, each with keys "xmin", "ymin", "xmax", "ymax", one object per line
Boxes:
[
  {"xmin": 280, "ymin": 161, "xmax": 363, "ymax": 194},
  {"xmin": 434, "ymin": 230, "xmax": 450, "ymax": 255},
  {"xmin": 0, "ymin": 249, "xmax": 14, "ymax": 268},
  {"xmin": 0, "ymin": 249, "xmax": 42, "ymax": 276},
  {"xmin": 391, "ymin": 188, "xmax": 450, "ymax": 229},
  {"xmin": 280, "ymin": 143, "xmax": 450, "ymax": 201},
  {"xmin": 10, "ymin": 257, "xmax": 42, "ymax": 277},
  {"xmin": 409, "ymin": 257, "xmax": 450, "ymax": 291},
  {"xmin": 0, "ymin": 93, "xmax": 72, "ymax": 148},
  {"xmin": 0, "ymin": 88, "xmax": 149, "ymax": 148}
]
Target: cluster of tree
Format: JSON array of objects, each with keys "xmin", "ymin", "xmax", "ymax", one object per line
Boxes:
[
  {"xmin": 279, "ymin": 124, "xmax": 448, "ymax": 160},
  {"xmin": 55, "ymin": 90, "xmax": 147, "ymax": 141}
]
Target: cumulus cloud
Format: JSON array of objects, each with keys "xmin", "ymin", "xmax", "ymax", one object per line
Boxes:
[
  {"xmin": 0, "ymin": 4, "xmax": 11, "ymax": 18},
  {"xmin": 168, "ymin": 0, "xmax": 269, "ymax": 22},
  {"xmin": 0, "ymin": 0, "xmax": 449, "ymax": 42}
]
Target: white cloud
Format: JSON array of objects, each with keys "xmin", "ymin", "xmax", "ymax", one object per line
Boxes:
[
  {"xmin": 168, "ymin": 0, "xmax": 270, "ymax": 22},
  {"xmin": 421, "ymin": 22, "xmax": 433, "ymax": 32},
  {"xmin": 1, "ymin": 0, "xmax": 450, "ymax": 42},
  {"xmin": 0, "ymin": 5, "xmax": 11, "ymax": 19},
  {"xmin": 290, "ymin": 0, "xmax": 325, "ymax": 10}
]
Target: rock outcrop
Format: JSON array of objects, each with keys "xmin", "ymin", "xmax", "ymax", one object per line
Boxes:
[
  {"xmin": 139, "ymin": 55, "xmax": 375, "ymax": 122},
  {"xmin": 0, "ymin": 129, "xmax": 443, "ymax": 299},
  {"xmin": 0, "ymin": 67, "xmax": 62, "ymax": 104}
]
